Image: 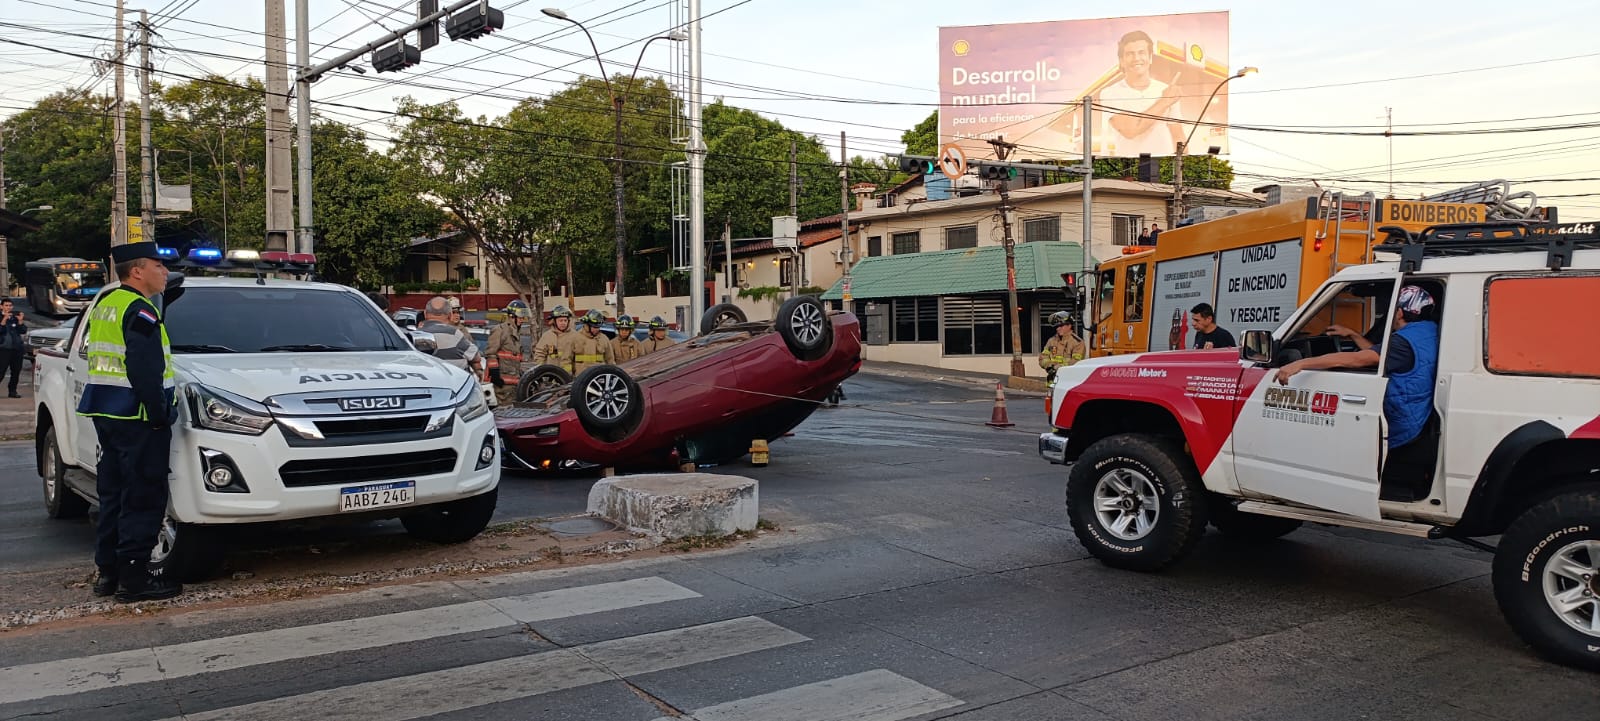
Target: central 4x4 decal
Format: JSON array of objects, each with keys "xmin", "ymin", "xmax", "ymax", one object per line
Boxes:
[{"xmin": 1261, "ymin": 387, "xmax": 1339, "ymax": 427}]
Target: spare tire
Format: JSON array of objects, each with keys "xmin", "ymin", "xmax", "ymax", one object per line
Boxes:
[
  {"xmin": 699, "ymin": 303, "xmax": 747, "ymax": 335},
  {"xmin": 775, "ymin": 295, "xmax": 832, "ymax": 360},
  {"xmin": 569, "ymin": 364, "xmax": 644, "ymax": 439},
  {"xmin": 516, "ymin": 364, "xmax": 573, "ymax": 401}
]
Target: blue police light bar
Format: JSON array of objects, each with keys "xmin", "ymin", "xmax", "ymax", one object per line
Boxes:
[
  {"xmin": 188, "ymin": 248, "xmax": 224, "ymax": 264},
  {"xmin": 156, "ymin": 246, "xmax": 178, "ymax": 260}
]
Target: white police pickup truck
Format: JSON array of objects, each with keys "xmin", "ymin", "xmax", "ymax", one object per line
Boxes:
[{"xmin": 32, "ymin": 271, "xmax": 501, "ymax": 581}]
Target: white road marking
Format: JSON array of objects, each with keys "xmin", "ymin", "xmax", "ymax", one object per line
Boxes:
[{"xmin": 660, "ymin": 668, "xmax": 964, "ymax": 721}]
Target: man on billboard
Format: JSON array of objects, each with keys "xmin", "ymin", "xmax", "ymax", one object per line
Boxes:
[{"xmin": 1100, "ymin": 31, "xmax": 1184, "ymax": 158}]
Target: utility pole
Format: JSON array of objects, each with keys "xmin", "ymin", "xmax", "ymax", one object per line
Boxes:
[
  {"xmin": 838, "ymin": 131, "xmax": 850, "ymax": 304},
  {"xmin": 686, "ymin": 0, "xmax": 706, "ymax": 325},
  {"xmin": 612, "ymin": 91, "xmax": 627, "ymax": 314},
  {"xmin": 264, "ymin": 0, "xmax": 294, "ymax": 253},
  {"xmin": 1081, "ymin": 96, "xmax": 1095, "ymax": 336},
  {"xmin": 1, "ymin": 126, "xmax": 8, "ymax": 291},
  {"xmin": 138, "ymin": 10, "xmax": 155, "ymax": 246},
  {"xmin": 789, "ymin": 137, "xmax": 799, "ymax": 293},
  {"xmin": 1384, "ymin": 107, "xmax": 1394, "ymax": 199},
  {"xmin": 1171, "ymin": 139, "xmax": 1184, "ymax": 229},
  {"xmin": 111, "ymin": 0, "xmax": 128, "ymax": 248},
  {"xmin": 722, "ymin": 217, "xmax": 732, "ymax": 301},
  {"xmin": 989, "ymin": 137, "xmax": 1025, "ymax": 378},
  {"xmin": 296, "ymin": 0, "xmax": 314, "ymax": 255}
]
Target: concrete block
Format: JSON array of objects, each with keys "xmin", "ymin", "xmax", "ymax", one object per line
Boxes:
[{"xmin": 587, "ymin": 473, "xmax": 758, "ymax": 540}]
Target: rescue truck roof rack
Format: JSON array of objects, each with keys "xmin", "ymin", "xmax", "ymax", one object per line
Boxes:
[{"xmin": 1375, "ymin": 221, "xmax": 1600, "ymax": 272}]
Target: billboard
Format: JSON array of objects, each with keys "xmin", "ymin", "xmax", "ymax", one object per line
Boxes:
[{"xmin": 939, "ymin": 12, "xmax": 1231, "ymax": 161}]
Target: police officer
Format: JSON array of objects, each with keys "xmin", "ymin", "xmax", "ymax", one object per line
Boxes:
[
  {"xmin": 556, "ymin": 309, "xmax": 616, "ymax": 374},
  {"xmin": 613, "ymin": 315, "xmax": 644, "ymax": 362},
  {"xmin": 78, "ymin": 243, "xmax": 181, "ymax": 602},
  {"xmin": 486, "ymin": 304, "xmax": 527, "ymax": 406},
  {"xmin": 640, "ymin": 316, "xmax": 676, "ymax": 355},
  {"xmin": 1039, "ymin": 311, "xmax": 1087, "ymax": 383},
  {"xmin": 418, "ymin": 296, "xmax": 480, "ymax": 371},
  {"xmin": 532, "ymin": 305, "xmax": 573, "ymax": 366}
]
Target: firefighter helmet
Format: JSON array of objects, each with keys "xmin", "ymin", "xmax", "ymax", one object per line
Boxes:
[
  {"xmin": 581, "ymin": 309, "xmax": 605, "ymax": 327},
  {"xmin": 617, "ymin": 314, "xmax": 636, "ymax": 330},
  {"xmin": 549, "ymin": 305, "xmax": 573, "ymax": 319},
  {"xmin": 648, "ymin": 316, "xmax": 668, "ymax": 331},
  {"xmin": 1048, "ymin": 311, "xmax": 1075, "ymax": 328}
]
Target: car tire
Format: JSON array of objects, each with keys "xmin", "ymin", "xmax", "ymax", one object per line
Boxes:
[
  {"xmin": 150, "ymin": 516, "xmax": 227, "ymax": 582},
  {"xmin": 1491, "ymin": 487, "xmax": 1600, "ymax": 671},
  {"xmin": 775, "ymin": 295, "xmax": 832, "ymax": 360},
  {"xmin": 1208, "ymin": 496, "xmax": 1302, "ymax": 541},
  {"xmin": 516, "ymin": 364, "xmax": 573, "ymax": 401},
  {"xmin": 42, "ymin": 427, "xmax": 89, "ymax": 519},
  {"xmin": 699, "ymin": 303, "xmax": 747, "ymax": 335},
  {"xmin": 402, "ymin": 487, "xmax": 499, "ymax": 544},
  {"xmin": 569, "ymin": 364, "xmax": 644, "ymax": 437},
  {"xmin": 1065, "ymin": 434, "xmax": 1209, "ymax": 572}
]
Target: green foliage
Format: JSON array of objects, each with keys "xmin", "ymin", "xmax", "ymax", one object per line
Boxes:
[
  {"xmin": 797, "ymin": 285, "xmax": 826, "ymax": 296},
  {"xmin": 0, "ymin": 91, "xmax": 123, "ymax": 265},
  {"xmin": 736, "ymin": 285, "xmax": 786, "ymax": 302},
  {"xmin": 901, "ymin": 110, "xmax": 939, "ymax": 156},
  {"xmin": 310, "ymin": 121, "xmax": 444, "ymax": 288}
]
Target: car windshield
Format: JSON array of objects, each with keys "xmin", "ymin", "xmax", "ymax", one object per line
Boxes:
[{"xmin": 164, "ymin": 287, "xmax": 407, "ymax": 353}]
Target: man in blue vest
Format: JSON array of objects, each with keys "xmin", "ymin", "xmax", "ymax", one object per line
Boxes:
[
  {"xmin": 1274, "ymin": 284, "xmax": 1441, "ymax": 450},
  {"xmin": 78, "ymin": 242, "xmax": 182, "ymax": 602}
]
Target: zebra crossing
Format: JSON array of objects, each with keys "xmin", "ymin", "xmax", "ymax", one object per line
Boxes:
[{"xmin": 0, "ymin": 572, "xmax": 972, "ymax": 721}]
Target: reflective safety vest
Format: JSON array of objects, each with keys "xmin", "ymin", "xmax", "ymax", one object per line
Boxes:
[{"xmin": 76, "ymin": 288, "xmax": 176, "ymax": 420}]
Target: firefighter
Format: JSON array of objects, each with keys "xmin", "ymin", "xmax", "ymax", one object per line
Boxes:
[
  {"xmin": 613, "ymin": 315, "xmax": 644, "ymax": 362},
  {"xmin": 556, "ymin": 309, "xmax": 616, "ymax": 375},
  {"xmin": 447, "ymin": 296, "xmax": 468, "ymax": 334},
  {"xmin": 532, "ymin": 305, "xmax": 573, "ymax": 366},
  {"xmin": 1039, "ymin": 311, "xmax": 1087, "ymax": 383},
  {"xmin": 640, "ymin": 316, "xmax": 677, "ymax": 355},
  {"xmin": 486, "ymin": 304, "xmax": 528, "ymax": 406}
]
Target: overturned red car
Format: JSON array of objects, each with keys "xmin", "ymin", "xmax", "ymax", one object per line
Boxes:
[{"xmin": 496, "ymin": 296, "xmax": 861, "ymax": 470}]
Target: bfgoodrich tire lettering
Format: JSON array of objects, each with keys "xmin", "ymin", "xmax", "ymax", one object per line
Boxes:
[
  {"xmin": 1066, "ymin": 434, "xmax": 1209, "ymax": 572},
  {"xmin": 1492, "ymin": 488, "xmax": 1600, "ymax": 671}
]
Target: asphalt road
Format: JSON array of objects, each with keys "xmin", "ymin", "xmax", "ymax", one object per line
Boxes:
[{"xmin": 2, "ymin": 371, "xmax": 1597, "ymax": 719}]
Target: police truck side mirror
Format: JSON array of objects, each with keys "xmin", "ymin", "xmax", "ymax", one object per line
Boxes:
[
  {"xmin": 1241, "ymin": 329, "xmax": 1275, "ymax": 365},
  {"xmin": 408, "ymin": 330, "xmax": 438, "ymax": 354}
]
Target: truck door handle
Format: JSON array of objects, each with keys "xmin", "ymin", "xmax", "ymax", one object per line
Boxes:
[{"xmin": 1341, "ymin": 395, "xmax": 1367, "ymax": 404}]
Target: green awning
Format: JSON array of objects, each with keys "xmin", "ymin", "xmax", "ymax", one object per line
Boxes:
[{"xmin": 822, "ymin": 242, "xmax": 1085, "ymax": 301}]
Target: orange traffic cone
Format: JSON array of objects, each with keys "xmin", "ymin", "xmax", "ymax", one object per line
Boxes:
[{"xmin": 986, "ymin": 382, "xmax": 1014, "ymax": 428}]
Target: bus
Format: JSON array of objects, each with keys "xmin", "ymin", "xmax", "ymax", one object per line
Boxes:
[
  {"xmin": 1090, "ymin": 193, "xmax": 1496, "ymax": 356},
  {"xmin": 25, "ymin": 257, "xmax": 108, "ymax": 317}
]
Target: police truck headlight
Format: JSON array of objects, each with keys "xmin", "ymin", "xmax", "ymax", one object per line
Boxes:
[
  {"xmin": 455, "ymin": 379, "xmax": 489, "ymax": 422},
  {"xmin": 187, "ymin": 384, "xmax": 274, "ymax": 435}
]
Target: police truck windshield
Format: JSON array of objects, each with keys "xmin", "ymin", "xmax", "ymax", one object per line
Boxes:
[{"xmin": 163, "ymin": 287, "xmax": 406, "ymax": 353}]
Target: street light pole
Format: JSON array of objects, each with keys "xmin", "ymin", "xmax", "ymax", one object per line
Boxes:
[
  {"xmin": 1172, "ymin": 66, "xmax": 1256, "ymax": 227},
  {"xmin": 543, "ymin": 8, "xmax": 683, "ymax": 316}
]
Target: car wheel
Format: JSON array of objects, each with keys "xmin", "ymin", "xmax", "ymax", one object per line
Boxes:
[
  {"xmin": 516, "ymin": 364, "xmax": 573, "ymax": 401},
  {"xmin": 1492, "ymin": 487, "xmax": 1600, "ymax": 671},
  {"xmin": 1065, "ymin": 434, "xmax": 1209, "ymax": 572},
  {"xmin": 42, "ymin": 427, "xmax": 89, "ymax": 519},
  {"xmin": 1208, "ymin": 495, "xmax": 1302, "ymax": 541},
  {"xmin": 150, "ymin": 515, "xmax": 226, "ymax": 582},
  {"xmin": 775, "ymin": 295, "xmax": 832, "ymax": 360},
  {"xmin": 699, "ymin": 303, "xmax": 747, "ymax": 335},
  {"xmin": 402, "ymin": 487, "xmax": 498, "ymax": 544},
  {"xmin": 569, "ymin": 364, "xmax": 644, "ymax": 438}
]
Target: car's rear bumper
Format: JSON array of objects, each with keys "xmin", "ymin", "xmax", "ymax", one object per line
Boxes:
[{"xmin": 1039, "ymin": 432, "xmax": 1069, "ymax": 464}]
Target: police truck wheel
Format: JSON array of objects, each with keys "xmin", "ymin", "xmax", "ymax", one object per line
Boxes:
[
  {"xmin": 699, "ymin": 303, "xmax": 747, "ymax": 335},
  {"xmin": 402, "ymin": 487, "xmax": 499, "ymax": 544},
  {"xmin": 516, "ymin": 364, "xmax": 573, "ymax": 401},
  {"xmin": 1065, "ymin": 434, "xmax": 1209, "ymax": 572},
  {"xmin": 1208, "ymin": 495, "xmax": 1302, "ymax": 541},
  {"xmin": 775, "ymin": 295, "xmax": 832, "ymax": 359},
  {"xmin": 570, "ymin": 364, "xmax": 643, "ymax": 439},
  {"xmin": 150, "ymin": 516, "xmax": 226, "ymax": 582},
  {"xmin": 1491, "ymin": 487, "xmax": 1600, "ymax": 671},
  {"xmin": 42, "ymin": 427, "xmax": 88, "ymax": 519}
]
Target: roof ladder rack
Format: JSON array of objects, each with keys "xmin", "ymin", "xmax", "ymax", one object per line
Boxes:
[{"xmin": 1374, "ymin": 221, "xmax": 1600, "ymax": 272}]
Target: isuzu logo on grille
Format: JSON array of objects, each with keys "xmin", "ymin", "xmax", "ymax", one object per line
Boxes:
[{"xmin": 337, "ymin": 396, "xmax": 406, "ymax": 412}]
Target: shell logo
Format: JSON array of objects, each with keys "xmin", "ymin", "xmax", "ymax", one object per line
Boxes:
[
  {"xmin": 952, "ymin": 39, "xmax": 970, "ymax": 56},
  {"xmin": 1189, "ymin": 44, "xmax": 1205, "ymax": 62}
]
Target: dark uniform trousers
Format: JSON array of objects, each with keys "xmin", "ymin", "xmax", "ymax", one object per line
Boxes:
[{"xmin": 93, "ymin": 419, "xmax": 172, "ymax": 567}]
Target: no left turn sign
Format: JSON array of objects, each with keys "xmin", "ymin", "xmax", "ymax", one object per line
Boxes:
[{"xmin": 938, "ymin": 144, "xmax": 967, "ymax": 180}]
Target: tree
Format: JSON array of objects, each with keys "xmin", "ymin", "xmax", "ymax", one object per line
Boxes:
[
  {"xmin": 153, "ymin": 76, "xmax": 269, "ymax": 249},
  {"xmin": 310, "ymin": 122, "xmax": 444, "ymax": 289},
  {"xmin": 901, "ymin": 110, "xmax": 938, "ymax": 156},
  {"xmin": 0, "ymin": 91, "xmax": 122, "ymax": 266}
]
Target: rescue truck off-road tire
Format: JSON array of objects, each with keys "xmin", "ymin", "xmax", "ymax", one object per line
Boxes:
[
  {"xmin": 33, "ymin": 264, "xmax": 501, "ymax": 582},
  {"xmin": 1040, "ymin": 222, "xmax": 1600, "ymax": 671}
]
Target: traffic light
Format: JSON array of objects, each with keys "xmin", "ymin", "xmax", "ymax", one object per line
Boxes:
[
  {"xmin": 371, "ymin": 41, "xmax": 421, "ymax": 73},
  {"xmin": 417, "ymin": 0, "xmax": 440, "ymax": 50},
  {"xmin": 898, "ymin": 155, "xmax": 936, "ymax": 175},
  {"xmin": 978, "ymin": 164, "xmax": 1017, "ymax": 181},
  {"xmin": 447, "ymin": 4, "xmax": 505, "ymax": 42}
]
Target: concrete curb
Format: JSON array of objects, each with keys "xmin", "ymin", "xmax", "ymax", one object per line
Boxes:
[{"xmin": 1006, "ymin": 376, "xmax": 1051, "ymax": 394}]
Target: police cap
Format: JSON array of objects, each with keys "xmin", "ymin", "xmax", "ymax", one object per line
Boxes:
[{"xmin": 110, "ymin": 242, "xmax": 162, "ymax": 264}]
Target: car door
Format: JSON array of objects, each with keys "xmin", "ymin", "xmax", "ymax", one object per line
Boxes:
[
  {"xmin": 1230, "ymin": 278, "xmax": 1399, "ymax": 520},
  {"xmin": 68, "ymin": 307, "xmax": 99, "ymax": 468}
]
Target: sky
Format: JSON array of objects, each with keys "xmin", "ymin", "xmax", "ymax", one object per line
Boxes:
[{"xmin": 3, "ymin": 0, "xmax": 1599, "ymax": 220}]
